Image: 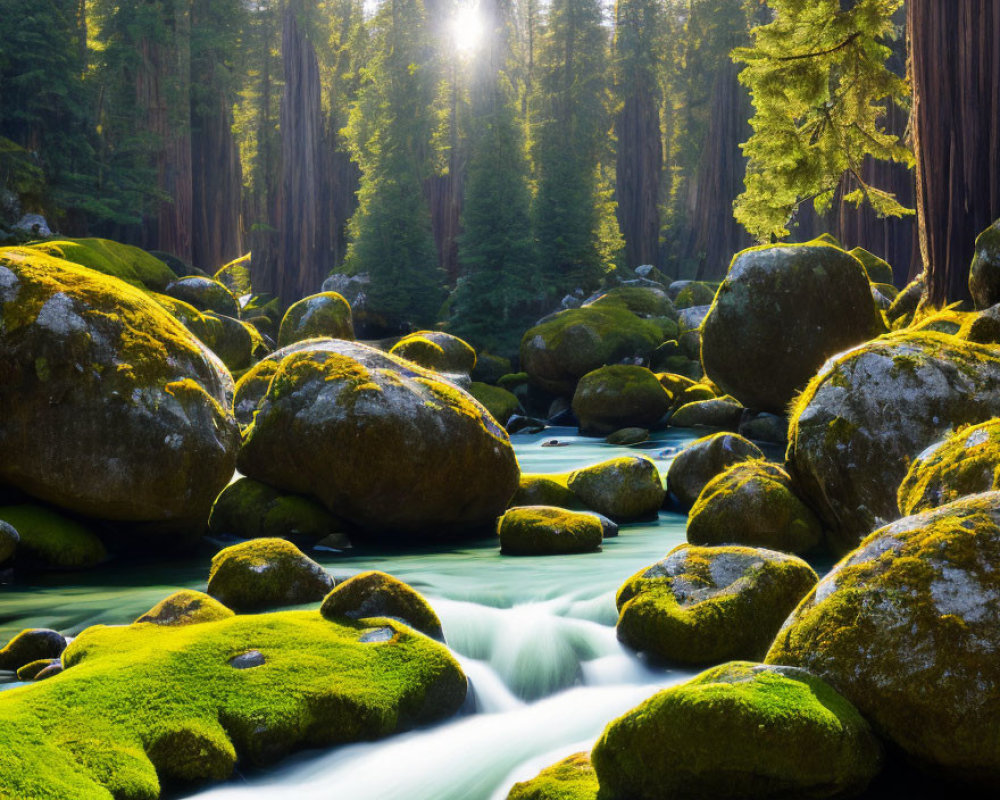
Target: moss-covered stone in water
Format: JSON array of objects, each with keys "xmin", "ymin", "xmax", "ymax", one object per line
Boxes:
[
  {"xmin": 0, "ymin": 505, "xmax": 107, "ymax": 569},
  {"xmin": 497, "ymin": 506, "xmax": 603, "ymax": 556},
  {"xmin": 0, "ymin": 609, "xmax": 466, "ymax": 798},
  {"xmin": 666, "ymin": 432, "xmax": 764, "ymax": 508},
  {"xmin": 207, "ymin": 538, "xmax": 335, "ymax": 612},
  {"xmin": 668, "ymin": 398, "xmax": 742, "ymax": 430},
  {"xmin": 510, "ymin": 474, "xmax": 583, "ymax": 510},
  {"xmin": 25, "ymin": 238, "xmax": 176, "ymax": 292},
  {"xmin": 16, "ymin": 658, "xmax": 57, "ymax": 682},
  {"xmin": 134, "ymin": 590, "xmax": 234, "ymax": 627},
  {"xmin": 687, "ymin": 461, "xmax": 822, "ymax": 554},
  {"xmin": 571, "ymin": 365, "xmax": 671, "ymax": 436},
  {"xmin": 605, "ymin": 427, "xmax": 649, "ymax": 445},
  {"xmin": 164, "ymin": 275, "xmax": 240, "ymax": 318},
  {"xmin": 520, "ymin": 306, "xmax": 664, "ymax": 395},
  {"xmin": 506, "ymin": 752, "xmax": 599, "ymax": 800},
  {"xmin": 320, "ymin": 571, "xmax": 444, "ymax": 640},
  {"xmin": 591, "ymin": 661, "xmax": 882, "ymax": 800},
  {"xmin": 766, "ymin": 491, "xmax": 1000, "ymax": 784},
  {"xmin": 969, "ymin": 218, "xmax": 1000, "ymax": 310},
  {"xmin": 567, "ymin": 457, "xmax": 665, "ymax": 521},
  {"xmin": 390, "ymin": 330, "xmax": 477, "ymax": 375},
  {"xmin": 277, "ymin": 292, "xmax": 355, "ymax": 347},
  {"xmin": 0, "ymin": 629, "xmax": 66, "ymax": 671},
  {"xmin": 584, "ymin": 285, "xmax": 677, "ymax": 319},
  {"xmin": 616, "ymin": 544, "xmax": 817, "ymax": 664},
  {"xmin": 849, "ymin": 246, "xmax": 894, "ymax": 285},
  {"xmin": 209, "ymin": 477, "xmax": 344, "ymax": 544},
  {"xmin": 469, "ymin": 381, "xmax": 521, "ymax": 425}
]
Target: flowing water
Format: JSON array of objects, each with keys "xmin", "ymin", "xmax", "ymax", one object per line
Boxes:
[{"xmin": 0, "ymin": 427, "xmax": 806, "ymax": 800}]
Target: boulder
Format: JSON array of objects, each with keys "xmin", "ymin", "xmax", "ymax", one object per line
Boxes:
[
  {"xmin": 571, "ymin": 365, "xmax": 671, "ymax": 436},
  {"xmin": 213, "ymin": 253, "xmax": 252, "ymax": 297},
  {"xmin": 507, "ymin": 753, "xmax": 598, "ymax": 800},
  {"xmin": 206, "ymin": 539, "xmax": 335, "ymax": 612},
  {"xmin": 766, "ymin": 492, "xmax": 1000, "ymax": 784},
  {"xmin": 497, "ymin": 506, "xmax": 604, "ymax": 556},
  {"xmin": 208, "ymin": 477, "xmax": 344, "ymax": 544},
  {"xmin": 163, "ymin": 275, "xmax": 240, "ymax": 318},
  {"xmin": 0, "ymin": 504, "xmax": 106, "ymax": 570},
  {"xmin": 701, "ymin": 243, "xmax": 886, "ymax": 413},
  {"xmin": 471, "ymin": 353, "xmax": 512, "ymax": 384},
  {"xmin": 616, "ymin": 544, "xmax": 817, "ymax": 664},
  {"xmin": 591, "ymin": 662, "xmax": 882, "ymax": 800},
  {"xmin": 567, "ymin": 457, "xmax": 664, "ymax": 521},
  {"xmin": 468, "ymin": 382, "xmax": 521, "ymax": 425},
  {"xmin": 969, "ymin": 218, "xmax": 1000, "ymax": 310},
  {"xmin": 887, "ymin": 274, "xmax": 925, "ymax": 326},
  {"xmin": 0, "ymin": 248, "xmax": 240, "ymax": 537},
  {"xmin": 390, "ymin": 330, "xmax": 476, "ymax": 375},
  {"xmin": 788, "ymin": 331, "xmax": 1000, "ymax": 552},
  {"xmin": 672, "ymin": 281, "xmax": 716, "ymax": 309},
  {"xmin": 739, "ymin": 410, "xmax": 789, "ymax": 445},
  {"xmin": 0, "ymin": 520, "xmax": 17, "ymax": 564},
  {"xmin": 25, "ymin": 238, "xmax": 175, "ymax": 292},
  {"xmin": 134, "ymin": 590, "xmax": 234, "ymax": 627},
  {"xmin": 666, "ymin": 432, "xmax": 764, "ymax": 508},
  {"xmin": 687, "ymin": 461, "xmax": 822, "ymax": 554},
  {"xmin": 510, "ymin": 474, "xmax": 582, "ymax": 510},
  {"xmin": 605, "ymin": 427, "xmax": 649, "ymax": 446},
  {"xmin": 966, "ymin": 303, "xmax": 1000, "ymax": 345},
  {"xmin": 849, "ymin": 246, "xmax": 894, "ymax": 285},
  {"xmin": 669, "ymin": 398, "xmax": 742, "ymax": 430},
  {"xmin": 0, "ymin": 629, "xmax": 66, "ymax": 671},
  {"xmin": 277, "ymin": 292, "xmax": 354, "ymax": 347},
  {"xmin": 320, "ymin": 571, "xmax": 444, "ymax": 640}
]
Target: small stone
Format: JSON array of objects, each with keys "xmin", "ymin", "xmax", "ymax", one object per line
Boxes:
[{"xmin": 229, "ymin": 650, "xmax": 266, "ymax": 669}]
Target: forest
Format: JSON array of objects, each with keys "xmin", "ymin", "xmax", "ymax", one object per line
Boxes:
[{"xmin": 2, "ymin": 0, "xmax": 1000, "ymax": 799}]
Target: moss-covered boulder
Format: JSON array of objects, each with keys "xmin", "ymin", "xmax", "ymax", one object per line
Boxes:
[
  {"xmin": 277, "ymin": 292, "xmax": 354, "ymax": 347},
  {"xmin": 507, "ymin": 752, "xmax": 599, "ymax": 800},
  {"xmin": 605, "ymin": 427, "xmax": 649, "ymax": 445},
  {"xmin": 472, "ymin": 352, "xmax": 512, "ymax": 384},
  {"xmin": 701, "ymin": 243, "xmax": 886, "ymax": 413},
  {"xmin": 616, "ymin": 544, "xmax": 817, "ymax": 665},
  {"xmin": 390, "ymin": 330, "xmax": 477, "ymax": 375},
  {"xmin": 567, "ymin": 456, "xmax": 664, "ymax": 521},
  {"xmin": 208, "ymin": 477, "xmax": 344, "ymax": 544},
  {"xmin": 0, "ymin": 609, "xmax": 466, "ymax": 798},
  {"xmin": 849, "ymin": 246, "xmax": 894, "ymax": 285},
  {"xmin": 510, "ymin": 474, "xmax": 582, "ymax": 509},
  {"xmin": 687, "ymin": 461, "xmax": 822, "ymax": 554},
  {"xmin": 17, "ymin": 659, "xmax": 58, "ymax": 682},
  {"xmin": 520, "ymin": 307, "xmax": 664, "ymax": 395},
  {"xmin": 766, "ymin": 492, "xmax": 1000, "ymax": 784},
  {"xmin": 667, "ymin": 432, "xmax": 765, "ymax": 507},
  {"xmin": 497, "ymin": 506, "xmax": 604, "ymax": 556},
  {"xmin": 0, "ymin": 520, "xmax": 17, "ymax": 563},
  {"xmin": 969, "ymin": 218, "xmax": 1000, "ymax": 309},
  {"xmin": 25, "ymin": 238, "xmax": 176, "ymax": 292},
  {"xmin": 0, "ymin": 504, "xmax": 107, "ymax": 569},
  {"xmin": 887, "ymin": 273, "xmax": 925, "ymax": 326},
  {"xmin": 320, "ymin": 571, "xmax": 444, "ymax": 640},
  {"xmin": 135, "ymin": 590, "xmax": 235, "ymax": 627},
  {"xmin": 669, "ymin": 398, "xmax": 743, "ymax": 430},
  {"xmin": 0, "ymin": 248, "xmax": 240, "ymax": 536},
  {"xmin": 585, "ymin": 285, "xmax": 677, "ymax": 319},
  {"xmin": 592, "ymin": 661, "xmax": 881, "ymax": 800},
  {"xmin": 164, "ymin": 275, "xmax": 240, "ymax": 318},
  {"xmin": 213, "ymin": 253, "xmax": 252, "ymax": 297},
  {"xmin": 237, "ymin": 344, "xmax": 519, "ymax": 538},
  {"xmin": 0, "ymin": 629, "xmax": 66, "ymax": 671},
  {"xmin": 571, "ymin": 365, "xmax": 670, "ymax": 436},
  {"xmin": 788, "ymin": 331, "xmax": 1000, "ymax": 552},
  {"xmin": 207, "ymin": 539, "xmax": 335, "ymax": 612},
  {"xmin": 672, "ymin": 280, "xmax": 716, "ymax": 309},
  {"xmin": 469, "ymin": 381, "xmax": 521, "ymax": 425}
]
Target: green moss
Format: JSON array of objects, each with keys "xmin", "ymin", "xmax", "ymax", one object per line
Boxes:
[
  {"xmin": 213, "ymin": 253, "xmax": 252, "ymax": 297},
  {"xmin": 507, "ymin": 752, "xmax": 599, "ymax": 800},
  {"xmin": 277, "ymin": 292, "xmax": 354, "ymax": 347},
  {"xmin": 669, "ymin": 398, "xmax": 743, "ymax": 430},
  {"xmin": 26, "ymin": 238, "xmax": 175, "ymax": 292},
  {"xmin": 320, "ymin": 571, "xmax": 444, "ymax": 640},
  {"xmin": 134, "ymin": 590, "xmax": 234, "ymax": 627},
  {"xmin": 209, "ymin": 477, "xmax": 344, "ymax": 543},
  {"xmin": 510, "ymin": 474, "xmax": 583, "ymax": 509},
  {"xmin": 0, "ymin": 609, "xmax": 466, "ymax": 798},
  {"xmin": 969, "ymin": 219, "xmax": 1000, "ymax": 309},
  {"xmin": 17, "ymin": 658, "xmax": 57, "ymax": 681},
  {"xmin": 567, "ymin": 456, "xmax": 665, "ymax": 521},
  {"xmin": 471, "ymin": 352, "xmax": 512, "ymax": 383},
  {"xmin": 571, "ymin": 365, "xmax": 671, "ymax": 435},
  {"xmin": 0, "ymin": 629, "xmax": 66, "ymax": 671},
  {"xmin": 468, "ymin": 381, "xmax": 521, "ymax": 425},
  {"xmin": 591, "ymin": 661, "xmax": 881, "ymax": 800},
  {"xmin": 666, "ymin": 432, "xmax": 764, "ymax": 508},
  {"xmin": 585, "ymin": 285, "xmax": 677, "ymax": 319},
  {"xmin": 655, "ymin": 372, "xmax": 698, "ymax": 408},
  {"xmin": 811, "ymin": 232, "xmax": 843, "ymax": 248},
  {"xmin": 0, "ymin": 505, "xmax": 106, "ymax": 570},
  {"xmin": 497, "ymin": 371, "xmax": 529, "ymax": 391},
  {"xmin": 849, "ymin": 247, "xmax": 894, "ymax": 285},
  {"xmin": 390, "ymin": 331, "xmax": 477, "ymax": 374},
  {"xmin": 497, "ymin": 506, "xmax": 603, "ymax": 555},
  {"xmin": 164, "ymin": 276, "xmax": 240, "ymax": 318},
  {"xmin": 673, "ymin": 281, "xmax": 717, "ymax": 309}
]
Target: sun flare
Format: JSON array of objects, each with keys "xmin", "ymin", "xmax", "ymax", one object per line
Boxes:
[{"xmin": 451, "ymin": 5, "xmax": 483, "ymax": 54}]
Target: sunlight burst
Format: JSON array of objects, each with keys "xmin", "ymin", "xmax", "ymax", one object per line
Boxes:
[{"xmin": 451, "ymin": 5, "xmax": 484, "ymax": 54}]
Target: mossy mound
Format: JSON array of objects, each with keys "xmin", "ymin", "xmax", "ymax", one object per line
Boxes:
[
  {"xmin": 507, "ymin": 752, "xmax": 599, "ymax": 800},
  {"xmin": 571, "ymin": 365, "xmax": 671, "ymax": 436},
  {"xmin": 887, "ymin": 274, "xmax": 925, "ymax": 326},
  {"xmin": 390, "ymin": 330, "xmax": 477, "ymax": 375},
  {"xmin": 25, "ymin": 238, "xmax": 176, "ymax": 292},
  {"xmin": 207, "ymin": 539, "xmax": 335, "ymax": 612},
  {"xmin": 672, "ymin": 281, "xmax": 717, "ymax": 309},
  {"xmin": 787, "ymin": 331, "xmax": 1000, "ymax": 553},
  {"xmin": 591, "ymin": 662, "xmax": 882, "ymax": 800},
  {"xmin": 897, "ymin": 420, "xmax": 1000, "ymax": 516},
  {"xmin": 17, "ymin": 659, "xmax": 58, "ymax": 682},
  {"xmin": 0, "ymin": 248, "xmax": 240, "ymax": 535},
  {"xmin": 701, "ymin": 243, "xmax": 886, "ymax": 413},
  {"xmin": 320, "ymin": 571, "xmax": 444, "ymax": 640},
  {"xmin": 277, "ymin": 292, "xmax": 355, "ymax": 347},
  {"xmin": 766, "ymin": 492, "xmax": 1000, "ymax": 784},
  {"xmin": 135, "ymin": 590, "xmax": 235, "ymax": 627},
  {"xmin": 469, "ymin": 381, "xmax": 521, "ymax": 425},
  {"xmin": 616, "ymin": 544, "xmax": 817, "ymax": 665},
  {"xmin": 669, "ymin": 398, "xmax": 742, "ymax": 430},
  {"xmin": 498, "ymin": 506, "xmax": 603, "ymax": 556},
  {"xmin": 510, "ymin": 474, "xmax": 583, "ymax": 510},
  {"xmin": 567, "ymin": 457, "xmax": 665, "ymax": 521},
  {"xmin": 584, "ymin": 285, "xmax": 677, "ymax": 319},
  {"xmin": 237, "ymin": 343, "xmax": 519, "ymax": 538},
  {"xmin": 0, "ymin": 504, "xmax": 107, "ymax": 569},
  {"xmin": 213, "ymin": 253, "xmax": 252, "ymax": 297},
  {"xmin": 471, "ymin": 352, "xmax": 512, "ymax": 384},
  {"xmin": 209, "ymin": 478, "xmax": 344, "ymax": 545},
  {"xmin": 164, "ymin": 275, "xmax": 240, "ymax": 318},
  {"xmin": 667, "ymin": 432, "xmax": 765, "ymax": 508},
  {"xmin": 605, "ymin": 427, "xmax": 649, "ymax": 445},
  {"xmin": 965, "ymin": 303, "xmax": 1000, "ymax": 345},
  {"xmin": 0, "ymin": 609, "xmax": 466, "ymax": 798},
  {"xmin": 520, "ymin": 307, "xmax": 664, "ymax": 396},
  {"xmin": 687, "ymin": 461, "xmax": 822, "ymax": 554},
  {"xmin": 849, "ymin": 246, "xmax": 894, "ymax": 285},
  {"xmin": 0, "ymin": 629, "xmax": 66, "ymax": 671},
  {"xmin": 151, "ymin": 294, "xmax": 264, "ymax": 372},
  {"xmin": 656, "ymin": 371, "xmax": 698, "ymax": 406},
  {"xmin": 969, "ymin": 218, "xmax": 1000, "ymax": 310}
]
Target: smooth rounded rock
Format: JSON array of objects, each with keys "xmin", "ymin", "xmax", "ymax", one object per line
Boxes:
[
  {"xmin": 497, "ymin": 506, "xmax": 604, "ymax": 556},
  {"xmin": 666, "ymin": 432, "xmax": 764, "ymax": 508},
  {"xmin": 567, "ymin": 457, "xmax": 665, "ymax": 521},
  {"xmin": 277, "ymin": 292, "xmax": 354, "ymax": 347}
]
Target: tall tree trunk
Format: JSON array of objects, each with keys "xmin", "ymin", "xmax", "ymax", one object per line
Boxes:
[
  {"xmin": 614, "ymin": 74, "xmax": 661, "ymax": 268},
  {"xmin": 910, "ymin": 0, "xmax": 1000, "ymax": 305}
]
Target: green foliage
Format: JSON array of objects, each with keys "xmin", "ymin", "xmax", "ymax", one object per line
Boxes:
[{"xmin": 734, "ymin": 0, "xmax": 913, "ymax": 240}]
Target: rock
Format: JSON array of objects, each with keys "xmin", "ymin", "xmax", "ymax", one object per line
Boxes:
[
  {"xmin": 0, "ymin": 629, "xmax": 67, "ymax": 671},
  {"xmin": 0, "ymin": 248, "xmax": 240, "ymax": 537},
  {"xmin": 213, "ymin": 253, "xmax": 252, "ymax": 297},
  {"xmin": 688, "ymin": 461, "xmax": 822, "ymax": 554},
  {"xmin": 506, "ymin": 415, "xmax": 547, "ymax": 435},
  {"xmin": 204, "ymin": 311, "xmax": 256, "ymax": 371},
  {"xmin": 677, "ymin": 303, "xmax": 710, "ymax": 334},
  {"xmin": 208, "ymin": 478, "xmax": 344, "ymax": 545},
  {"xmin": 605, "ymin": 427, "xmax": 649, "ymax": 446},
  {"xmin": 571, "ymin": 365, "xmax": 671, "ymax": 436},
  {"xmin": 229, "ymin": 650, "xmax": 266, "ymax": 669},
  {"xmin": 766, "ymin": 492, "xmax": 1000, "ymax": 783},
  {"xmin": 969, "ymin": 218, "xmax": 1000, "ymax": 309},
  {"xmin": 468, "ymin": 382, "xmax": 521, "ymax": 425},
  {"xmin": 520, "ymin": 307, "xmax": 664, "ymax": 395},
  {"xmin": 650, "ymin": 340, "xmax": 682, "ymax": 372},
  {"xmin": 0, "ymin": 609, "xmax": 466, "ymax": 797},
  {"xmin": 0, "ymin": 520, "xmax": 17, "ymax": 564},
  {"xmin": 887, "ymin": 273, "xmax": 925, "ymax": 326},
  {"xmin": 16, "ymin": 659, "xmax": 58, "ymax": 682},
  {"xmin": 277, "ymin": 292, "xmax": 354, "ymax": 347},
  {"xmin": 471, "ymin": 353, "xmax": 512, "ymax": 384},
  {"xmin": 26, "ymin": 238, "xmax": 176, "ymax": 292},
  {"xmin": 672, "ymin": 282, "xmax": 716, "ymax": 309},
  {"xmin": 616, "ymin": 544, "xmax": 817, "ymax": 664},
  {"xmin": 567, "ymin": 457, "xmax": 665, "ymax": 521},
  {"xmin": 656, "ymin": 371, "xmax": 697, "ymax": 404},
  {"xmin": 33, "ymin": 663, "xmax": 63, "ymax": 681},
  {"xmin": 507, "ymin": 752, "xmax": 598, "ymax": 800},
  {"xmin": 701, "ymin": 243, "xmax": 886, "ymax": 413},
  {"xmin": 669, "ymin": 398, "xmax": 743, "ymax": 430},
  {"xmin": 583, "ymin": 285, "xmax": 677, "ymax": 319},
  {"xmin": 320, "ymin": 570, "xmax": 444, "ymax": 640},
  {"xmin": 164, "ymin": 275, "xmax": 240, "ymax": 318},
  {"xmin": 497, "ymin": 506, "xmax": 604, "ymax": 555},
  {"xmin": 788, "ymin": 331, "xmax": 1000, "ymax": 552},
  {"xmin": 849, "ymin": 246, "xmax": 894, "ymax": 285},
  {"xmin": 0, "ymin": 505, "xmax": 107, "ymax": 569},
  {"xmin": 966, "ymin": 303, "xmax": 1000, "ymax": 344},
  {"xmin": 206, "ymin": 538, "xmax": 335, "ymax": 612},
  {"xmin": 666, "ymin": 432, "xmax": 764, "ymax": 508},
  {"xmin": 591, "ymin": 662, "xmax": 882, "ymax": 800},
  {"xmin": 592, "ymin": 513, "xmax": 619, "ymax": 538},
  {"xmin": 237, "ymin": 344, "xmax": 519, "ymax": 538},
  {"xmin": 739, "ymin": 410, "xmax": 789, "ymax": 445},
  {"xmin": 510, "ymin": 474, "xmax": 582, "ymax": 509},
  {"xmin": 134, "ymin": 590, "xmax": 234, "ymax": 627},
  {"xmin": 390, "ymin": 330, "xmax": 477, "ymax": 374},
  {"xmin": 14, "ymin": 213, "xmax": 50, "ymax": 237}
]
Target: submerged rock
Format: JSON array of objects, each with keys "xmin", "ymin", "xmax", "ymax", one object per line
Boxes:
[
  {"xmin": 390, "ymin": 331, "xmax": 477, "ymax": 375},
  {"xmin": 320, "ymin": 571, "xmax": 444, "ymax": 640},
  {"xmin": 277, "ymin": 291, "xmax": 354, "ymax": 347},
  {"xmin": 572, "ymin": 365, "xmax": 670, "ymax": 435},
  {"xmin": 497, "ymin": 506, "xmax": 604, "ymax": 556},
  {"xmin": 567, "ymin": 457, "xmax": 665, "ymax": 521},
  {"xmin": 666, "ymin": 432, "xmax": 764, "ymax": 508}
]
